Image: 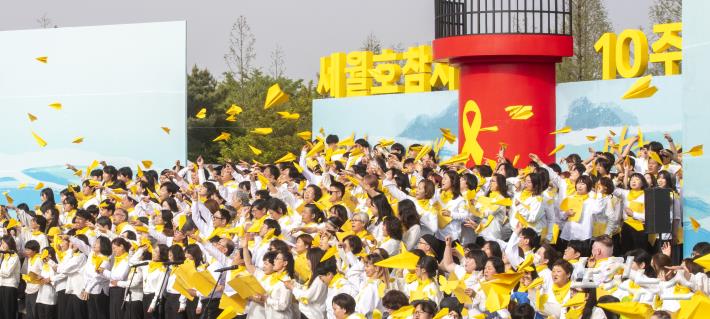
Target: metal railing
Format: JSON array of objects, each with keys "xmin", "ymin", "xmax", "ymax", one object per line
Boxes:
[{"xmin": 435, "ymin": 0, "xmax": 573, "ymax": 38}]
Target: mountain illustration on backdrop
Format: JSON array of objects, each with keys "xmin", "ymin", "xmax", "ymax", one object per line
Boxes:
[
  {"xmin": 564, "ymin": 97, "xmax": 639, "ymax": 129},
  {"xmin": 399, "ymin": 100, "xmax": 458, "ymax": 140}
]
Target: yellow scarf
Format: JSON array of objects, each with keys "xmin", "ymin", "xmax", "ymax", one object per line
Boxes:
[
  {"xmin": 113, "ymin": 252, "xmax": 129, "ymax": 270},
  {"xmin": 76, "ymin": 226, "xmax": 91, "ymax": 235},
  {"xmin": 148, "ymin": 261, "xmax": 165, "ymax": 273},
  {"xmin": 552, "ymin": 281, "xmax": 571, "ymax": 304},
  {"xmin": 329, "ymin": 273, "xmax": 346, "ymax": 289},
  {"xmin": 115, "ymin": 222, "xmax": 128, "ymax": 234},
  {"xmin": 572, "ymin": 193, "xmax": 590, "ymax": 202},
  {"xmin": 520, "ymin": 189, "xmax": 533, "ymax": 202},
  {"xmin": 440, "ymin": 190, "xmax": 454, "ymax": 204},
  {"xmin": 410, "ymin": 278, "xmax": 434, "ymax": 302},
  {"xmin": 155, "ymin": 225, "xmax": 164, "ymax": 233},
  {"xmin": 91, "ymin": 254, "xmax": 108, "ymax": 271},
  {"xmin": 269, "ymin": 271, "xmax": 287, "ymax": 285},
  {"xmin": 628, "ymin": 189, "xmax": 644, "ymax": 201},
  {"xmin": 29, "ymin": 254, "xmax": 40, "ymax": 266},
  {"xmin": 32, "ymin": 230, "xmax": 43, "ymax": 236},
  {"xmin": 564, "ymin": 179, "xmax": 576, "ymax": 196}
]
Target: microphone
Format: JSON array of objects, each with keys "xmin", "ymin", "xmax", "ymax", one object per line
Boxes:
[
  {"xmin": 214, "ymin": 265, "xmax": 239, "ymax": 272},
  {"xmin": 130, "ymin": 261, "xmax": 150, "ymax": 268}
]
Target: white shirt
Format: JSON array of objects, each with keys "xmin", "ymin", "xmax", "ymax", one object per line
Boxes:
[
  {"xmin": 0, "ymin": 253, "xmax": 20, "ymax": 288},
  {"xmin": 292, "ymin": 277, "xmax": 328, "ymax": 319}
]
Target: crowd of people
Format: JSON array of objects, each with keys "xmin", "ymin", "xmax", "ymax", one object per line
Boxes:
[{"xmin": 0, "ymin": 131, "xmax": 706, "ymax": 319}]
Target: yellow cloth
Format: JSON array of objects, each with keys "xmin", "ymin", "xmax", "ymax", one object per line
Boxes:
[{"xmin": 552, "ymin": 281, "xmax": 571, "ymax": 304}]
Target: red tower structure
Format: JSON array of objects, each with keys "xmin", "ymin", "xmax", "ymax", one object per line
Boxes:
[{"xmin": 433, "ymin": 0, "xmax": 573, "ymax": 165}]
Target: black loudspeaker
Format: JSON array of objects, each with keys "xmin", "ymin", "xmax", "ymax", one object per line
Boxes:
[{"xmin": 644, "ymin": 188, "xmax": 672, "ymax": 234}]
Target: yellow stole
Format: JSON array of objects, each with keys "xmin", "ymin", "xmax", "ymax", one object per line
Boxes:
[
  {"xmin": 552, "ymin": 281, "xmax": 571, "ymax": 304},
  {"xmin": 113, "ymin": 252, "xmax": 129, "ymax": 270}
]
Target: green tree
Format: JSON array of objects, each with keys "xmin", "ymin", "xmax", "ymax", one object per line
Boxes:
[
  {"xmin": 556, "ymin": 0, "xmax": 613, "ymax": 82},
  {"xmin": 214, "ymin": 70, "xmax": 315, "ymax": 163},
  {"xmin": 186, "ymin": 65, "xmax": 227, "ymax": 162},
  {"xmin": 647, "ymin": 0, "xmax": 682, "ymax": 75}
]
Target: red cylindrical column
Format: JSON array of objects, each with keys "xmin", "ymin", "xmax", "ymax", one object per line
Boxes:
[{"xmin": 433, "ymin": 34, "xmax": 573, "ymax": 165}]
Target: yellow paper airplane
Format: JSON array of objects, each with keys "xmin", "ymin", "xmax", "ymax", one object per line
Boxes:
[
  {"xmin": 275, "ymin": 152, "xmax": 297, "ymax": 164},
  {"xmin": 248, "ymin": 145, "xmax": 262, "ymax": 156},
  {"xmin": 28, "ymin": 113, "xmax": 38, "ymax": 122},
  {"xmin": 549, "ymin": 126, "xmax": 572, "ymax": 135},
  {"xmin": 195, "ymin": 108, "xmax": 207, "ymax": 119},
  {"xmin": 264, "ymin": 84, "xmax": 289, "ymax": 109},
  {"xmin": 251, "ymin": 127, "xmax": 273, "ymax": 135},
  {"xmin": 276, "ymin": 111, "xmax": 300, "ymax": 120},
  {"xmin": 505, "ymin": 105, "xmax": 534, "ymax": 120},
  {"xmin": 440, "ymin": 128, "xmax": 456, "ymax": 143},
  {"xmin": 161, "ymin": 127, "xmax": 171, "ymax": 134},
  {"xmin": 226, "ymin": 104, "xmax": 243, "ymax": 115},
  {"xmin": 439, "ymin": 153, "xmax": 470, "ymax": 166},
  {"xmin": 3, "ymin": 192, "xmax": 13, "ymax": 205},
  {"xmin": 31, "ymin": 131, "xmax": 47, "ymax": 147},
  {"xmin": 72, "ymin": 137, "xmax": 84, "ymax": 144},
  {"xmin": 18, "ymin": 183, "xmax": 27, "ymax": 189},
  {"xmin": 225, "ymin": 114, "xmax": 237, "ymax": 122},
  {"xmin": 296, "ymin": 131, "xmax": 312, "ymax": 141},
  {"xmin": 337, "ymin": 134, "xmax": 355, "ymax": 147},
  {"xmin": 36, "ymin": 56, "xmax": 48, "ymax": 63},
  {"xmin": 48, "ymin": 102, "xmax": 62, "ymax": 110},
  {"xmin": 415, "ymin": 145, "xmax": 432, "ymax": 163},
  {"xmin": 622, "ymin": 75, "xmax": 658, "ymax": 99},
  {"xmin": 34, "ymin": 182, "xmax": 45, "ymax": 190},
  {"xmin": 141, "ymin": 160, "xmax": 153, "ymax": 169},
  {"xmin": 548, "ymin": 144, "xmax": 565, "ymax": 156},
  {"xmin": 480, "ymin": 126, "xmax": 499, "ymax": 132},
  {"xmin": 685, "ymin": 145, "xmax": 704, "ymax": 157},
  {"xmin": 586, "ymin": 135, "xmax": 597, "ymax": 141},
  {"xmin": 212, "ymin": 132, "xmax": 231, "ymax": 142},
  {"xmin": 691, "ymin": 216, "xmax": 701, "ymax": 232}
]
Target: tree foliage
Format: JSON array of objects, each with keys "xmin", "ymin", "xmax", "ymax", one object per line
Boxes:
[
  {"xmin": 187, "ymin": 68, "xmax": 315, "ymax": 163},
  {"xmin": 556, "ymin": 0, "xmax": 613, "ymax": 82}
]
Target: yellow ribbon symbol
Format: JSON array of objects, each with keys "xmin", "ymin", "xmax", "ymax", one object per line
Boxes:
[{"xmin": 461, "ymin": 100, "xmax": 498, "ymax": 165}]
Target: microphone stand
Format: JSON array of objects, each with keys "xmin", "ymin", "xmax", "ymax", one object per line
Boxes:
[
  {"xmin": 121, "ymin": 267, "xmax": 138, "ymax": 319},
  {"xmin": 200, "ymin": 271, "xmax": 224, "ymax": 319},
  {"xmin": 155, "ymin": 264, "xmax": 174, "ymax": 319}
]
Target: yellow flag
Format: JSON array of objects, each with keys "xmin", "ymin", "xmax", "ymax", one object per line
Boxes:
[
  {"xmin": 141, "ymin": 160, "xmax": 153, "ymax": 169},
  {"xmin": 248, "ymin": 145, "xmax": 262, "ymax": 156},
  {"xmin": 264, "ymin": 84, "xmax": 289, "ymax": 109},
  {"xmin": 549, "ymin": 126, "xmax": 572, "ymax": 135},
  {"xmin": 28, "ymin": 113, "xmax": 38, "ymax": 122},
  {"xmin": 251, "ymin": 127, "xmax": 273, "ymax": 135},
  {"xmin": 31, "ymin": 131, "xmax": 48, "ymax": 147},
  {"xmin": 195, "ymin": 108, "xmax": 207, "ymax": 119},
  {"xmin": 276, "ymin": 111, "xmax": 300, "ymax": 120},
  {"xmin": 296, "ymin": 131, "xmax": 312, "ymax": 141},
  {"xmin": 213, "ymin": 132, "xmax": 231, "ymax": 142},
  {"xmin": 548, "ymin": 144, "xmax": 565, "ymax": 156},
  {"xmin": 275, "ymin": 152, "xmax": 296, "ymax": 164},
  {"xmin": 226, "ymin": 104, "xmax": 243, "ymax": 115},
  {"xmin": 36, "ymin": 56, "xmax": 48, "ymax": 63},
  {"xmin": 72, "ymin": 137, "xmax": 84, "ymax": 144},
  {"xmin": 161, "ymin": 127, "xmax": 171, "ymax": 134},
  {"xmin": 48, "ymin": 102, "xmax": 62, "ymax": 110}
]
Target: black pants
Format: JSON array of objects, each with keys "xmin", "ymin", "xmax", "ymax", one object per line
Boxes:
[
  {"xmin": 88, "ymin": 293, "xmax": 109, "ymax": 319},
  {"xmin": 143, "ymin": 293, "xmax": 155, "ymax": 319},
  {"xmin": 199, "ymin": 298, "xmax": 221, "ymax": 319},
  {"xmin": 125, "ymin": 300, "xmax": 144, "ymax": 319},
  {"xmin": 164, "ymin": 293, "xmax": 185, "ymax": 319},
  {"xmin": 185, "ymin": 297, "xmax": 199, "ymax": 319},
  {"xmin": 65, "ymin": 294, "xmax": 87, "ymax": 319},
  {"xmin": 109, "ymin": 287, "xmax": 126, "ymax": 319},
  {"xmin": 36, "ymin": 303, "xmax": 57, "ymax": 319},
  {"xmin": 55, "ymin": 290, "xmax": 66, "ymax": 319},
  {"xmin": 26, "ymin": 292, "xmax": 38, "ymax": 319},
  {"xmin": 0, "ymin": 286, "xmax": 18, "ymax": 319},
  {"xmin": 621, "ymin": 223, "xmax": 650, "ymax": 254}
]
